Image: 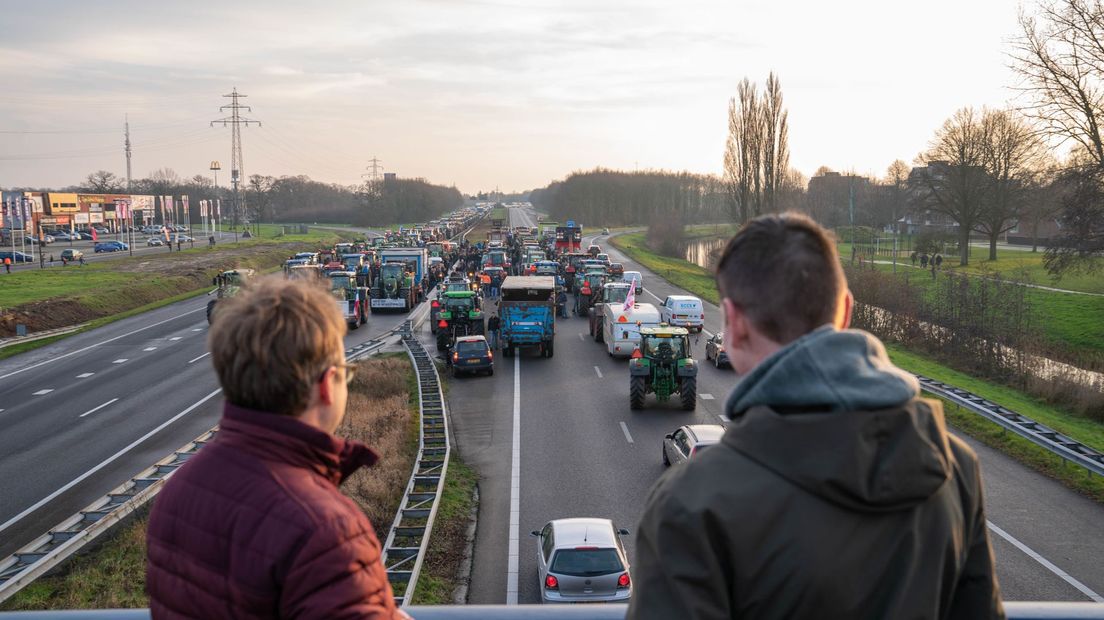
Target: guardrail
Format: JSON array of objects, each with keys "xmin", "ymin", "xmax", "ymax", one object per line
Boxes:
[
  {"xmin": 379, "ymin": 320, "xmax": 451, "ymax": 607},
  {"xmin": 917, "ymin": 375, "xmax": 1104, "ymax": 477},
  {"xmin": 0, "ymin": 326, "xmax": 407, "ymax": 605},
  {"xmin": 1, "ymin": 603, "xmax": 1103, "ymax": 619}
]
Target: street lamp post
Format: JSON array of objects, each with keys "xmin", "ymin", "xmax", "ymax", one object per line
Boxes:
[{"xmin": 210, "ymin": 161, "xmax": 221, "ymax": 239}]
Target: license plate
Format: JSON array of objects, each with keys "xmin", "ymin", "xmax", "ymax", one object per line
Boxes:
[{"xmin": 466, "ymin": 359, "xmax": 481, "ymax": 364}]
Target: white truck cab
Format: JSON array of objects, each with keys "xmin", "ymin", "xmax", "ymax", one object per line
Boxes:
[{"xmin": 603, "ymin": 302, "xmax": 662, "ymax": 357}]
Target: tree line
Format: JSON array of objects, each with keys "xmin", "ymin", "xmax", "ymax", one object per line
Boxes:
[{"xmin": 56, "ymin": 169, "xmax": 462, "ymax": 227}]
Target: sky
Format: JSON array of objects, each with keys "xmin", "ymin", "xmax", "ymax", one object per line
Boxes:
[{"xmin": 0, "ymin": 0, "xmax": 1029, "ymax": 194}]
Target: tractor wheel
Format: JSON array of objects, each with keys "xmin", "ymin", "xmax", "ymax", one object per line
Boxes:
[
  {"xmin": 348, "ymin": 320, "xmax": 359, "ymax": 330},
  {"xmin": 206, "ymin": 300, "xmax": 217, "ymax": 324},
  {"xmin": 680, "ymin": 377, "xmax": 698, "ymax": 411},
  {"xmin": 503, "ymin": 343, "xmax": 513, "ymax": 357},
  {"xmin": 546, "ymin": 340, "xmax": 554, "ymax": 358},
  {"xmin": 662, "ymin": 445, "xmax": 670, "ymax": 467},
  {"xmin": 596, "ymin": 324, "xmax": 604, "ymax": 343},
  {"xmin": 630, "ymin": 376, "xmax": 646, "ymax": 410}
]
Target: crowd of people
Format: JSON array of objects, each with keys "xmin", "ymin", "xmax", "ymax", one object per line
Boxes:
[{"xmin": 146, "ymin": 213, "xmax": 1004, "ymax": 619}]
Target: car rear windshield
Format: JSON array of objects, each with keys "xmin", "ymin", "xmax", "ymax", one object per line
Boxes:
[
  {"xmin": 456, "ymin": 341, "xmax": 487, "ymax": 355},
  {"xmin": 550, "ymin": 548, "xmax": 624, "ymax": 577}
]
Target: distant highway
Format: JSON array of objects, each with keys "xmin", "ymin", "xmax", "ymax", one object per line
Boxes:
[{"xmin": 450, "ymin": 207, "xmax": 1104, "ymax": 604}]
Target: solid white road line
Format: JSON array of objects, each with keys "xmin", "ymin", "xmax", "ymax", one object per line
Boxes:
[
  {"xmin": 619, "ymin": 421, "xmax": 634, "ymax": 444},
  {"xmin": 76, "ymin": 372, "xmax": 94, "ymax": 378},
  {"xmin": 0, "ymin": 307, "xmax": 205, "ymax": 380},
  {"xmin": 700, "ymin": 393, "xmax": 714, "ymax": 400},
  {"xmin": 506, "ymin": 350, "xmax": 521, "ymax": 605},
  {"xmin": 987, "ymin": 521, "xmax": 1104, "ymax": 602},
  {"xmin": 187, "ymin": 352, "xmax": 211, "ymax": 364},
  {"xmin": 32, "ymin": 389, "xmax": 54, "ymax": 396},
  {"xmin": 79, "ymin": 398, "xmax": 119, "ymax": 418},
  {"xmin": 112, "ymin": 359, "xmax": 128, "ymax": 364},
  {"xmin": 594, "ymin": 366, "xmax": 603, "ymax": 379},
  {"xmin": 0, "ymin": 388, "xmax": 222, "ymax": 537}
]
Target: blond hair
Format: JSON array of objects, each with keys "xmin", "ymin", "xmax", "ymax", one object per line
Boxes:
[{"xmin": 208, "ymin": 275, "xmax": 345, "ymax": 416}]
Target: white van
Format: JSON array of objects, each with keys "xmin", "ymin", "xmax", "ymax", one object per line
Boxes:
[
  {"xmin": 603, "ymin": 302, "xmax": 662, "ymax": 357},
  {"xmin": 621, "ymin": 271, "xmax": 643, "ymax": 294},
  {"xmin": 660, "ymin": 295, "xmax": 705, "ymax": 332}
]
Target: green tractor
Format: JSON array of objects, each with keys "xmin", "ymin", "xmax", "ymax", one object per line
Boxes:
[
  {"xmin": 370, "ymin": 261, "xmax": 415, "ymax": 313},
  {"xmin": 207, "ymin": 269, "xmax": 254, "ymax": 324},
  {"xmin": 435, "ymin": 290, "xmax": 485, "ymax": 351},
  {"xmin": 629, "ymin": 326, "xmax": 698, "ymax": 411}
]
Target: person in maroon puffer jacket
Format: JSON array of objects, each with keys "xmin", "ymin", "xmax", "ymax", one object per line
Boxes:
[{"xmin": 147, "ymin": 276, "xmax": 409, "ymax": 619}]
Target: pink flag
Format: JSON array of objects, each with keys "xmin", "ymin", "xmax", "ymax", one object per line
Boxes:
[{"xmin": 623, "ymin": 277, "xmax": 636, "ymax": 311}]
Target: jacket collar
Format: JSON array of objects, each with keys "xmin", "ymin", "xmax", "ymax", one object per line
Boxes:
[{"xmin": 218, "ymin": 402, "xmax": 379, "ymax": 486}]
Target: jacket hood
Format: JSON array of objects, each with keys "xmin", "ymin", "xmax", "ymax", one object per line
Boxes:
[{"xmin": 723, "ymin": 327, "xmax": 951, "ymax": 512}]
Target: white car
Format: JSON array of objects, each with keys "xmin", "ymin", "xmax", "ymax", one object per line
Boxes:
[
  {"xmin": 147, "ymin": 237, "xmax": 165, "ymax": 246},
  {"xmin": 660, "ymin": 295, "xmax": 705, "ymax": 332}
]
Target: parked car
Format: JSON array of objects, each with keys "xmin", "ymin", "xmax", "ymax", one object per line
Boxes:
[
  {"xmin": 660, "ymin": 295, "xmax": 705, "ymax": 332},
  {"xmin": 59, "ymin": 248, "xmax": 84, "ymax": 261},
  {"xmin": 0, "ymin": 250, "xmax": 35, "ymax": 263},
  {"xmin": 51, "ymin": 230, "xmax": 73, "ymax": 241},
  {"xmin": 94, "ymin": 241, "xmax": 128, "ymax": 253},
  {"xmin": 663, "ymin": 424, "xmax": 725, "ymax": 466},
  {"xmin": 531, "ymin": 518, "xmax": 632, "ymax": 604},
  {"xmin": 147, "ymin": 237, "xmax": 165, "ymax": 246},
  {"xmin": 28, "ymin": 234, "xmax": 53, "ymax": 245},
  {"xmin": 621, "ymin": 271, "xmax": 643, "ymax": 294},
  {"xmin": 169, "ymin": 235, "xmax": 195, "ymax": 243},
  {"xmin": 704, "ymin": 331, "xmax": 729, "ymax": 368},
  {"xmin": 451, "ymin": 335, "xmax": 494, "ymax": 377}
]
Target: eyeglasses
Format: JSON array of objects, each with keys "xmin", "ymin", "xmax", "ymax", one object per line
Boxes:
[{"xmin": 318, "ymin": 362, "xmax": 357, "ymax": 386}]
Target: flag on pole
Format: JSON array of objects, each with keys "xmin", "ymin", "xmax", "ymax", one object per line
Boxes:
[{"xmin": 623, "ymin": 277, "xmax": 637, "ymax": 311}]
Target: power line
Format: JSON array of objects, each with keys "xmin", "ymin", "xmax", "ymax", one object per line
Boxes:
[{"xmin": 211, "ymin": 87, "xmax": 260, "ymax": 233}]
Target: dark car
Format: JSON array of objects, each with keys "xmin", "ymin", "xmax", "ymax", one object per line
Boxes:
[
  {"xmin": 704, "ymin": 331, "xmax": 729, "ymax": 368},
  {"xmin": 608, "ymin": 262, "xmax": 625, "ymax": 277},
  {"xmin": 60, "ymin": 248, "xmax": 84, "ymax": 261},
  {"xmin": 0, "ymin": 250, "xmax": 35, "ymax": 263},
  {"xmin": 94, "ymin": 241, "xmax": 128, "ymax": 253},
  {"xmin": 451, "ymin": 335, "xmax": 493, "ymax": 376}
]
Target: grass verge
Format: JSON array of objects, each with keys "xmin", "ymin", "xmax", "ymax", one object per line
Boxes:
[
  {"xmin": 0, "ymin": 355, "xmax": 418, "ymax": 610},
  {"xmin": 612, "ymin": 231, "xmax": 1104, "ymax": 503},
  {"xmin": 410, "ymin": 457, "xmax": 479, "ymax": 604}
]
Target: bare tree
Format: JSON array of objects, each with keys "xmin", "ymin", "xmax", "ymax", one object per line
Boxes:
[
  {"xmin": 84, "ymin": 170, "xmax": 122, "ymax": 193},
  {"xmin": 912, "ymin": 107, "xmax": 990, "ymax": 266},
  {"xmin": 884, "ymin": 160, "xmax": 911, "ymax": 233},
  {"xmin": 1020, "ymin": 159, "xmax": 1063, "ymax": 252},
  {"xmin": 976, "ymin": 110, "xmax": 1047, "ymax": 260},
  {"xmin": 723, "ymin": 73, "xmax": 790, "ymax": 223}
]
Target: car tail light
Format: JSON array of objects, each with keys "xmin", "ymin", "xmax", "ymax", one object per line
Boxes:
[
  {"xmin": 432, "ymin": 300, "xmax": 440, "ymax": 308},
  {"xmin": 452, "ymin": 352, "xmax": 459, "ymax": 362},
  {"xmin": 545, "ymin": 575, "xmax": 558, "ymax": 590},
  {"xmin": 487, "ymin": 351, "xmax": 493, "ymax": 360},
  {"xmin": 617, "ymin": 573, "xmax": 630, "ymax": 589}
]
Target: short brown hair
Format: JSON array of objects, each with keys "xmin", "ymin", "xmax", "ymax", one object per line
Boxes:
[
  {"xmin": 208, "ymin": 275, "xmax": 346, "ymax": 416},
  {"xmin": 715, "ymin": 212, "xmax": 846, "ymax": 344}
]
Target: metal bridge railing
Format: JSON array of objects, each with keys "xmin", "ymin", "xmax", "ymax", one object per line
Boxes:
[{"xmin": 1, "ymin": 602, "xmax": 1103, "ymax": 619}]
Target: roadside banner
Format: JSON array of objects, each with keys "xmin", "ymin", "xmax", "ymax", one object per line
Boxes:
[{"xmin": 181, "ymin": 195, "xmax": 190, "ymax": 220}]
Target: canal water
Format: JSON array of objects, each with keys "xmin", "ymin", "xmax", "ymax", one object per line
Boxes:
[{"xmin": 683, "ymin": 236, "xmax": 727, "ymax": 270}]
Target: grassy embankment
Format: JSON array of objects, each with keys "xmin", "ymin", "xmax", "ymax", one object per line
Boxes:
[
  {"xmin": 0, "ymin": 355, "xmax": 421, "ymax": 611},
  {"xmin": 0, "ymin": 226, "xmax": 355, "ymax": 354},
  {"xmin": 610, "ymin": 231, "xmax": 1104, "ymax": 502}
]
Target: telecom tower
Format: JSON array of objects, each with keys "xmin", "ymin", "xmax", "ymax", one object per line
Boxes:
[{"xmin": 211, "ymin": 88, "xmax": 260, "ymax": 233}]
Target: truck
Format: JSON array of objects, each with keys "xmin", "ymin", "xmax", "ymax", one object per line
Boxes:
[
  {"xmin": 499, "ymin": 276, "xmax": 556, "ymax": 358},
  {"xmin": 602, "ymin": 302, "xmax": 662, "ymax": 357},
  {"xmin": 538, "ymin": 221, "xmax": 559, "ymax": 241},
  {"xmin": 554, "ymin": 223, "xmax": 583, "ymax": 254},
  {"xmin": 329, "ymin": 271, "xmax": 369, "ymax": 329},
  {"xmin": 378, "ymin": 247, "xmax": 428, "ymax": 301},
  {"xmin": 370, "ymin": 261, "xmax": 416, "ymax": 312}
]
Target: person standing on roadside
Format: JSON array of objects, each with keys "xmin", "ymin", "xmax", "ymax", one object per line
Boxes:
[
  {"xmin": 487, "ymin": 312, "xmax": 501, "ymax": 350},
  {"xmin": 629, "ymin": 213, "xmax": 1003, "ymax": 620},
  {"xmin": 147, "ymin": 276, "xmax": 408, "ymax": 619},
  {"xmin": 3, "ymin": 257, "xmax": 10, "ymax": 273}
]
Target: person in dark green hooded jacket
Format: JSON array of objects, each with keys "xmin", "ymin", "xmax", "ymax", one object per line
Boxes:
[{"xmin": 629, "ymin": 213, "xmax": 1003, "ymax": 620}]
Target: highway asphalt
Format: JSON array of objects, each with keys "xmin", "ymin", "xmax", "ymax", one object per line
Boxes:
[
  {"xmin": 0, "ymin": 281, "xmax": 427, "ymax": 559},
  {"xmin": 452, "ymin": 207, "xmax": 1104, "ymax": 605}
]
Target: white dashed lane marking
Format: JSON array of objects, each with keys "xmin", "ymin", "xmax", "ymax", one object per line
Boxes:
[
  {"xmin": 143, "ymin": 347, "xmax": 157, "ymax": 352},
  {"xmin": 112, "ymin": 359, "xmax": 128, "ymax": 364},
  {"xmin": 619, "ymin": 421, "xmax": 634, "ymax": 444},
  {"xmin": 32, "ymin": 389, "xmax": 54, "ymax": 396},
  {"xmin": 76, "ymin": 372, "xmax": 94, "ymax": 378},
  {"xmin": 594, "ymin": 366, "xmax": 603, "ymax": 378},
  {"xmin": 700, "ymin": 393, "xmax": 714, "ymax": 400},
  {"xmin": 188, "ymin": 352, "xmax": 211, "ymax": 364},
  {"xmin": 170, "ymin": 337, "xmax": 182, "ymax": 341}
]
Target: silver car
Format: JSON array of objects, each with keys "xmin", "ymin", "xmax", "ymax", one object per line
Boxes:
[
  {"xmin": 530, "ymin": 518, "xmax": 632, "ymax": 604},
  {"xmin": 662, "ymin": 424, "xmax": 725, "ymax": 466}
]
